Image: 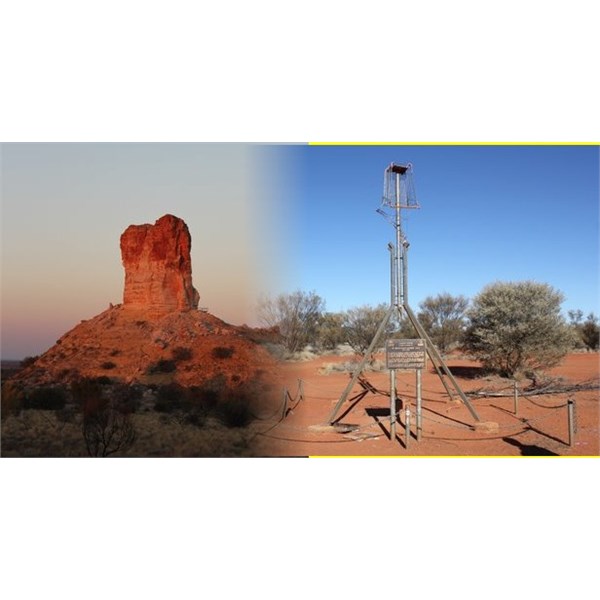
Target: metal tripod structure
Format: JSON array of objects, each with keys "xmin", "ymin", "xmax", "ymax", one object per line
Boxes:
[{"xmin": 327, "ymin": 163, "xmax": 480, "ymax": 427}]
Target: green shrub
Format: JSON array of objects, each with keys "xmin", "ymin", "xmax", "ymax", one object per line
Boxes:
[{"xmin": 463, "ymin": 281, "xmax": 573, "ymax": 377}]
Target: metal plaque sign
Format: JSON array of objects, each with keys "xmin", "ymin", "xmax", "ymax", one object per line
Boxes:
[{"xmin": 386, "ymin": 338, "xmax": 426, "ymax": 370}]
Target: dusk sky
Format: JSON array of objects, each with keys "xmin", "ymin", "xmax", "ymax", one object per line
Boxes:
[
  {"xmin": 1, "ymin": 143, "xmax": 291, "ymax": 358},
  {"xmin": 1, "ymin": 143, "xmax": 598, "ymax": 359}
]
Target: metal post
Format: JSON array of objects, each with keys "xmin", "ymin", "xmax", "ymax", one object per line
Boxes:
[
  {"xmin": 405, "ymin": 404, "xmax": 411, "ymax": 448},
  {"xmin": 390, "ymin": 369, "xmax": 396, "ymax": 439},
  {"xmin": 282, "ymin": 388, "xmax": 288, "ymax": 420},
  {"xmin": 389, "ymin": 243, "xmax": 396, "ymax": 308},
  {"xmin": 416, "ymin": 368, "xmax": 422, "ymax": 442},
  {"xmin": 395, "ymin": 172, "xmax": 403, "ymax": 307},
  {"xmin": 567, "ymin": 399, "xmax": 575, "ymax": 446},
  {"xmin": 402, "ymin": 241, "xmax": 408, "ymax": 306},
  {"xmin": 513, "ymin": 380, "xmax": 519, "ymax": 415}
]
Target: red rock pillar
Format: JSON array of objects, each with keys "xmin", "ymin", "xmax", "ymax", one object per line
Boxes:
[{"xmin": 120, "ymin": 214, "xmax": 200, "ymax": 315}]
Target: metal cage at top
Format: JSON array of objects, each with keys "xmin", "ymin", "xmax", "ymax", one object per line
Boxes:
[{"xmin": 381, "ymin": 162, "xmax": 419, "ymax": 209}]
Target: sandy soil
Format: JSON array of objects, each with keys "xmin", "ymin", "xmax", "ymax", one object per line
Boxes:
[{"xmin": 260, "ymin": 353, "xmax": 599, "ymax": 456}]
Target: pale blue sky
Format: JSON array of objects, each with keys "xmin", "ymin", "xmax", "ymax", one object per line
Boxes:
[{"xmin": 283, "ymin": 145, "xmax": 599, "ymax": 318}]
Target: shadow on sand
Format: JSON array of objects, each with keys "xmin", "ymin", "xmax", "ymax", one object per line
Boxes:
[{"xmin": 502, "ymin": 436, "xmax": 559, "ymax": 456}]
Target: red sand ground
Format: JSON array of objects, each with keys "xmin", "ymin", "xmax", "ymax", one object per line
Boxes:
[{"xmin": 263, "ymin": 353, "xmax": 599, "ymax": 456}]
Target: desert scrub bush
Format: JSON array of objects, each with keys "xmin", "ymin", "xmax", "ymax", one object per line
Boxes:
[
  {"xmin": 154, "ymin": 383, "xmax": 189, "ymax": 412},
  {"xmin": 172, "ymin": 346, "xmax": 193, "ymax": 361},
  {"xmin": 215, "ymin": 390, "xmax": 254, "ymax": 428},
  {"xmin": 107, "ymin": 384, "xmax": 143, "ymax": 414},
  {"xmin": 463, "ymin": 281, "xmax": 573, "ymax": 377},
  {"xmin": 212, "ymin": 346, "xmax": 235, "ymax": 359},
  {"xmin": 257, "ymin": 290, "xmax": 325, "ymax": 352},
  {"xmin": 1, "ymin": 381, "xmax": 25, "ymax": 419},
  {"xmin": 20, "ymin": 355, "xmax": 39, "ymax": 368},
  {"xmin": 82, "ymin": 397, "xmax": 136, "ymax": 457},
  {"xmin": 153, "ymin": 384, "xmax": 210, "ymax": 427},
  {"xmin": 24, "ymin": 386, "xmax": 67, "ymax": 410},
  {"xmin": 100, "ymin": 361, "xmax": 117, "ymax": 370},
  {"xmin": 148, "ymin": 359, "xmax": 177, "ymax": 374},
  {"xmin": 71, "ymin": 378, "xmax": 103, "ymax": 408}
]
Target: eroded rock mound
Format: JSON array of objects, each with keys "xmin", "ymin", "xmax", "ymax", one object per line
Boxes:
[{"xmin": 120, "ymin": 214, "xmax": 200, "ymax": 315}]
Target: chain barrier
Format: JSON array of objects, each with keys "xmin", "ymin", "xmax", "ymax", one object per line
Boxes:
[
  {"xmin": 258, "ymin": 376, "xmax": 580, "ymax": 445},
  {"xmin": 251, "ymin": 379, "xmax": 304, "ymax": 421}
]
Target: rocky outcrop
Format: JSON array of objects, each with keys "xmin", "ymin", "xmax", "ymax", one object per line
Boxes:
[{"xmin": 120, "ymin": 214, "xmax": 200, "ymax": 315}]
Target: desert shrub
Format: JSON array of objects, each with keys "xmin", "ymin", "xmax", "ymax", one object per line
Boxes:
[
  {"xmin": 417, "ymin": 293, "xmax": 469, "ymax": 353},
  {"xmin": 154, "ymin": 384, "xmax": 211, "ymax": 427},
  {"xmin": 172, "ymin": 346, "xmax": 193, "ymax": 361},
  {"xmin": 189, "ymin": 375, "xmax": 228, "ymax": 409},
  {"xmin": 463, "ymin": 281, "xmax": 574, "ymax": 378},
  {"xmin": 212, "ymin": 346, "xmax": 235, "ymax": 359},
  {"xmin": 108, "ymin": 384, "xmax": 143, "ymax": 414},
  {"xmin": 101, "ymin": 361, "xmax": 117, "ymax": 370},
  {"xmin": 94, "ymin": 375, "xmax": 113, "ymax": 386},
  {"xmin": 71, "ymin": 378, "xmax": 103, "ymax": 408},
  {"xmin": 154, "ymin": 383, "xmax": 189, "ymax": 412},
  {"xmin": 261, "ymin": 343, "xmax": 287, "ymax": 360},
  {"xmin": 83, "ymin": 400, "xmax": 136, "ymax": 457},
  {"xmin": 316, "ymin": 312, "xmax": 346, "ymax": 351},
  {"xmin": 215, "ymin": 390, "xmax": 254, "ymax": 428},
  {"xmin": 257, "ymin": 290, "xmax": 325, "ymax": 352},
  {"xmin": 1, "ymin": 381, "xmax": 25, "ymax": 418},
  {"xmin": 148, "ymin": 359, "xmax": 177, "ymax": 374},
  {"xmin": 24, "ymin": 386, "xmax": 67, "ymax": 410},
  {"xmin": 20, "ymin": 355, "xmax": 39, "ymax": 368},
  {"xmin": 109, "ymin": 349, "xmax": 121, "ymax": 356},
  {"xmin": 580, "ymin": 313, "xmax": 599, "ymax": 350},
  {"xmin": 342, "ymin": 303, "xmax": 395, "ymax": 355}
]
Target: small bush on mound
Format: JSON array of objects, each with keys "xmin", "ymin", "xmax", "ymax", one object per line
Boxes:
[
  {"xmin": 101, "ymin": 361, "xmax": 117, "ymax": 370},
  {"xmin": 212, "ymin": 346, "xmax": 235, "ymax": 359},
  {"xmin": 20, "ymin": 355, "xmax": 39, "ymax": 368},
  {"xmin": 24, "ymin": 386, "xmax": 67, "ymax": 410},
  {"xmin": 172, "ymin": 346, "xmax": 193, "ymax": 362},
  {"xmin": 148, "ymin": 359, "xmax": 177, "ymax": 374}
]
